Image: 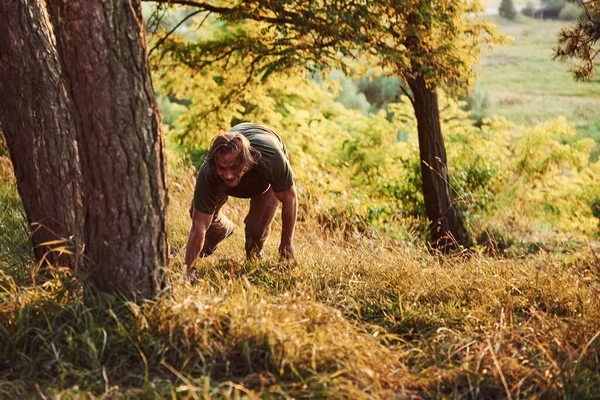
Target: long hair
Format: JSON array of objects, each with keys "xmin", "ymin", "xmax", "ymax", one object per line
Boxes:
[{"xmin": 204, "ymin": 131, "xmax": 261, "ymax": 176}]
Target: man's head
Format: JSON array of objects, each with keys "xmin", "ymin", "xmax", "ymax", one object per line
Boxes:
[{"xmin": 206, "ymin": 131, "xmax": 260, "ymax": 187}]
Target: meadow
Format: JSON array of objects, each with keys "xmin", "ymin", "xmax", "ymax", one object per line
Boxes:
[
  {"xmin": 477, "ymin": 16, "xmax": 600, "ymax": 149},
  {"xmin": 2, "ymin": 8, "xmax": 600, "ymax": 400}
]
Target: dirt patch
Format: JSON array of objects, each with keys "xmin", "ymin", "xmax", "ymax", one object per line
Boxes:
[
  {"xmin": 499, "ymin": 96, "xmax": 524, "ymax": 106},
  {"xmin": 481, "ymin": 55, "xmax": 515, "ymax": 65}
]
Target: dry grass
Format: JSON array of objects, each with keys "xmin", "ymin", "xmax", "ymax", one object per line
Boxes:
[{"xmin": 1, "ymin": 160, "xmax": 600, "ymax": 398}]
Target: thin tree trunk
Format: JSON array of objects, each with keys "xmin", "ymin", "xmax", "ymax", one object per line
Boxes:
[
  {"xmin": 407, "ymin": 76, "xmax": 472, "ymax": 250},
  {"xmin": 0, "ymin": 0, "xmax": 83, "ymax": 268},
  {"xmin": 47, "ymin": 0, "xmax": 169, "ymax": 297}
]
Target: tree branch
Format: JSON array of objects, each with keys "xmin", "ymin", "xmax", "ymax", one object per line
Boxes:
[
  {"xmin": 143, "ymin": 0, "xmax": 231, "ymax": 14},
  {"xmin": 400, "ymin": 85, "xmax": 414, "ymax": 105},
  {"xmin": 143, "ymin": 0, "xmax": 298, "ymax": 25},
  {"xmin": 148, "ymin": 9, "xmax": 205, "ymax": 56}
]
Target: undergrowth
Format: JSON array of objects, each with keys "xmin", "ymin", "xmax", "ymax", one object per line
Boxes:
[{"xmin": 2, "ymin": 156, "xmax": 600, "ymax": 398}]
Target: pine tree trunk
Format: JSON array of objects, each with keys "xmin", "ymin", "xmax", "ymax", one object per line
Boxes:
[
  {"xmin": 0, "ymin": 0, "xmax": 83, "ymax": 267},
  {"xmin": 407, "ymin": 76, "xmax": 472, "ymax": 250},
  {"xmin": 47, "ymin": 0, "xmax": 169, "ymax": 297}
]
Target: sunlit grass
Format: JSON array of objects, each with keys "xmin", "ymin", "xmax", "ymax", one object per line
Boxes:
[{"xmin": 2, "ymin": 159, "xmax": 599, "ymax": 398}]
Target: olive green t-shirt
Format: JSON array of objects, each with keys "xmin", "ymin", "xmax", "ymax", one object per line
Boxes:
[{"xmin": 192, "ymin": 123, "xmax": 294, "ymax": 214}]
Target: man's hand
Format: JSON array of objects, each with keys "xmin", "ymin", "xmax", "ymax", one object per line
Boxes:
[
  {"xmin": 184, "ymin": 209, "xmax": 213, "ymax": 276},
  {"xmin": 279, "ymin": 241, "xmax": 295, "ymax": 260},
  {"xmin": 274, "ymin": 185, "xmax": 297, "ymax": 261}
]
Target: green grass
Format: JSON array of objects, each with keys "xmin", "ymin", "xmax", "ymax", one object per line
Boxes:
[{"xmin": 477, "ymin": 17, "xmax": 600, "ymax": 145}]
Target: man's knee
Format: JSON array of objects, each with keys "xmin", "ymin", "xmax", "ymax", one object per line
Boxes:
[{"xmin": 201, "ymin": 215, "xmax": 235, "ymax": 256}]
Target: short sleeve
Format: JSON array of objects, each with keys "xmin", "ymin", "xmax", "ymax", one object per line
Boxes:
[
  {"xmin": 267, "ymin": 147, "xmax": 295, "ymax": 193},
  {"xmin": 192, "ymin": 165, "xmax": 221, "ymax": 215}
]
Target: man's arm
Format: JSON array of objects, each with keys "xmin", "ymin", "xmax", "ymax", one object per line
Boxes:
[
  {"xmin": 185, "ymin": 209, "xmax": 213, "ymax": 268},
  {"xmin": 273, "ymin": 184, "xmax": 297, "ymax": 260}
]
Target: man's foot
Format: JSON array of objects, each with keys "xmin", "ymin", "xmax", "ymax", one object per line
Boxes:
[
  {"xmin": 246, "ymin": 248, "xmax": 264, "ymax": 261},
  {"xmin": 184, "ymin": 268, "xmax": 197, "ymax": 284}
]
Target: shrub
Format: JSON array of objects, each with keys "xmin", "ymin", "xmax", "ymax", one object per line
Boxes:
[
  {"xmin": 461, "ymin": 87, "xmax": 490, "ymax": 123},
  {"xmin": 499, "ymin": 0, "xmax": 518, "ymax": 21},
  {"xmin": 328, "ymin": 70, "xmax": 371, "ymax": 115},
  {"xmin": 542, "ymin": 0, "xmax": 566, "ymax": 9},
  {"xmin": 559, "ymin": 3, "xmax": 585, "ymax": 20},
  {"xmin": 356, "ymin": 73, "xmax": 402, "ymax": 113},
  {"xmin": 156, "ymin": 95, "xmax": 188, "ymax": 128},
  {"xmin": 522, "ymin": 2, "xmax": 537, "ymax": 17},
  {"xmin": 539, "ymin": 0, "xmax": 566, "ymax": 19}
]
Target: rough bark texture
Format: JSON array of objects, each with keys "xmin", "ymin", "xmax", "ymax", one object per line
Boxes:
[
  {"xmin": 407, "ymin": 76, "xmax": 472, "ymax": 250},
  {"xmin": 0, "ymin": 0, "xmax": 83, "ymax": 267},
  {"xmin": 47, "ymin": 0, "xmax": 168, "ymax": 297}
]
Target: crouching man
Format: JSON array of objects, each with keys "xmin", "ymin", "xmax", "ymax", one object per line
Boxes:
[{"xmin": 185, "ymin": 122, "xmax": 297, "ymax": 279}]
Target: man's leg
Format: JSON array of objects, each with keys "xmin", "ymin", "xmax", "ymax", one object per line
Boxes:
[
  {"xmin": 201, "ymin": 196, "xmax": 235, "ymax": 257},
  {"xmin": 245, "ymin": 188, "xmax": 279, "ymax": 259}
]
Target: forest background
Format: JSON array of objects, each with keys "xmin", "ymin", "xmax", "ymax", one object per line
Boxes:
[{"xmin": 1, "ymin": 0, "xmax": 600, "ymax": 398}]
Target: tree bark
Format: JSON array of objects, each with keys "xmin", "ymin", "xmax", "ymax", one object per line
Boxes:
[
  {"xmin": 47, "ymin": 0, "xmax": 169, "ymax": 297},
  {"xmin": 0, "ymin": 0, "xmax": 83, "ymax": 267},
  {"xmin": 407, "ymin": 76, "xmax": 472, "ymax": 250}
]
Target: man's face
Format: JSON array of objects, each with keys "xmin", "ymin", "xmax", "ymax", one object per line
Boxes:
[{"xmin": 215, "ymin": 151, "xmax": 246, "ymax": 187}]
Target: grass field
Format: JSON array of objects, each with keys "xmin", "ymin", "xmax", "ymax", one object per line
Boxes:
[
  {"xmin": 477, "ymin": 16, "xmax": 600, "ymax": 150},
  {"xmin": 2, "ymin": 164, "xmax": 600, "ymax": 398}
]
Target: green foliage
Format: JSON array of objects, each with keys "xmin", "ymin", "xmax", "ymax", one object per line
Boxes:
[
  {"xmin": 326, "ymin": 70, "xmax": 371, "ymax": 115},
  {"xmin": 331, "ymin": 92, "xmax": 600, "ymax": 240},
  {"xmin": 506, "ymin": 118, "xmax": 598, "ymax": 236},
  {"xmin": 522, "ymin": 2, "xmax": 537, "ymax": 17},
  {"xmin": 540, "ymin": 0, "xmax": 568, "ymax": 18},
  {"xmin": 145, "ymin": 0, "xmax": 385, "ymax": 145},
  {"xmin": 0, "ymin": 141, "xmax": 33, "ymax": 280},
  {"xmin": 499, "ymin": 0, "xmax": 518, "ymax": 21},
  {"xmin": 559, "ymin": 3, "xmax": 585, "ymax": 20},
  {"xmin": 156, "ymin": 95, "xmax": 188, "ymax": 128},
  {"xmin": 147, "ymin": 0, "xmax": 505, "ymax": 123},
  {"xmin": 461, "ymin": 87, "xmax": 491, "ymax": 122},
  {"xmin": 340, "ymin": 112, "xmax": 401, "ymax": 186},
  {"xmin": 372, "ymin": 0, "xmax": 505, "ymax": 98},
  {"xmin": 541, "ymin": 0, "xmax": 567, "ymax": 8},
  {"xmin": 554, "ymin": 3, "xmax": 600, "ymax": 81},
  {"xmin": 160, "ymin": 51, "xmax": 600, "ymax": 241},
  {"xmin": 355, "ymin": 72, "xmax": 402, "ymax": 113},
  {"xmin": 151, "ymin": 16, "xmax": 600, "ymax": 241}
]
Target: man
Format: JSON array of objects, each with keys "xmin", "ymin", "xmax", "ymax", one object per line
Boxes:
[{"xmin": 185, "ymin": 122, "xmax": 297, "ymax": 278}]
